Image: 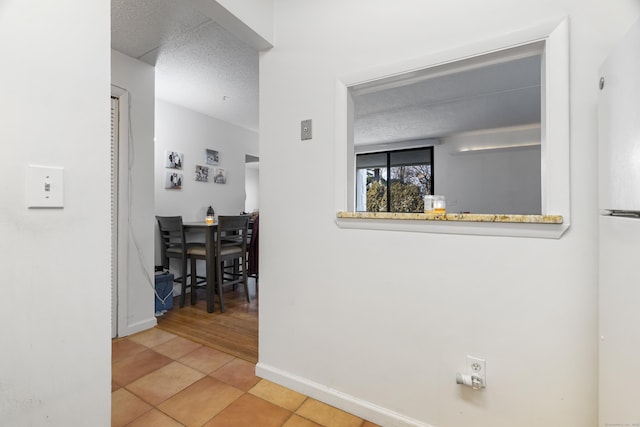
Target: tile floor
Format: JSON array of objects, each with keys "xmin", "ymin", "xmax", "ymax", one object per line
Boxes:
[{"xmin": 112, "ymin": 328, "xmax": 381, "ymax": 427}]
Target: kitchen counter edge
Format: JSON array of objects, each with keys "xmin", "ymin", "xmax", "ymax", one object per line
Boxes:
[{"xmin": 336, "ymin": 212, "xmax": 563, "ymax": 224}]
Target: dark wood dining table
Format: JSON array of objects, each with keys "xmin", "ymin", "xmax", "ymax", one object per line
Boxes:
[{"xmin": 183, "ymin": 221, "xmax": 217, "ymax": 313}]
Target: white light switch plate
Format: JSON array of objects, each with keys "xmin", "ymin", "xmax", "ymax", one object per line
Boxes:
[
  {"xmin": 301, "ymin": 119, "xmax": 312, "ymax": 140},
  {"xmin": 28, "ymin": 165, "xmax": 64, "ymax": 208}
]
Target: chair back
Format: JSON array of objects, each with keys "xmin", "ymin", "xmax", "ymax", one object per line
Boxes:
[
  {"xmin": 248, "ymin": 214, "xmax": 259, "ymax": 276},
  {"xmin": 216, "ymin": 216, "xmax": 250, "ymax": 257},
  {"xmin": 156, "ymin": 216, "xmax": 187, "ymax": 267}
]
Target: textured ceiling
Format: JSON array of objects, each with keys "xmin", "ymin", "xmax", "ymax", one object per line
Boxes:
[
  {"xmin": 111, "ymin": 0, "xmax": 259, "ymax": 132},
  {"xmin": 352, "ymin": 54, "xmax": 542, "ymax": 145},
  {"xmin": 112, "ymin": 0, "xmax": 541, "ymax": 145}
]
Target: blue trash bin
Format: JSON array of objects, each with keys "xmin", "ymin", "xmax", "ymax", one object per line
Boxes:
[{"xmin": 154, "ymin": 272, "xmax": 174, "ymax": 313}]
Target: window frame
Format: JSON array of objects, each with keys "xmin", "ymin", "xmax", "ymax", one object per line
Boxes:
[
  {"xmin": 334, "ymin": 17, "xmax": 570, "ymax": 239},
  {"xmin": 356, "ymin": 147, "xmax": 434, "ymax": 213}
]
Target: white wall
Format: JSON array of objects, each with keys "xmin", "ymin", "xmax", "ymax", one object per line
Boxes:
[
  {"xmin": 187, "ymin": 0, "xmax": 274, "ymax": 51},
  {"xmin": 154, "ymin": 100, "xmax": 259, "ymax": 266},
  {"xmin": 0, "ymin": 0, "xmax": 111, "ymax": 425},
  {"xmin": 257, "ymin": 2, "xmax": 640, "ymax": 427},
  {"xmin": 216, "ymin": 0, "xmax": 275, "ymax": 45},
  {"xmin": 435, "ymin": 127, "xmax": 541, "ymax": 214},
  {"xmin": 111, "ymin": 50, "xmax": 157, "ymax": 337},
  {"xmin": 245, "ymin": 163, "xmax": 260, "ymax": 212}
]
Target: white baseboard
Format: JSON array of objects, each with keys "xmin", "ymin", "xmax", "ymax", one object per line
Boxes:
[
  {"xmin": 255, "ymin": 362, "xmax": 433, "ymax": 427},
  {"xmin": 118, "ymin": 317, "xmax": 157, "ymax": 338}
]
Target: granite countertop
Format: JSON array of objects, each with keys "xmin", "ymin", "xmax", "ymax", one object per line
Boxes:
[{"xmin": 336, "ymin": 211, "xmax": 563, "ymax": 224}]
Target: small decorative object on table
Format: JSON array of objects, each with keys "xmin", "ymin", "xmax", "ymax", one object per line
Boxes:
[
  {"xmin": 424, "ymin": 195, "xmax": 446, "ymax": 213},
  {"xmin": 206, "ymin": 206, "xmax": 215, "ymax": 224}
]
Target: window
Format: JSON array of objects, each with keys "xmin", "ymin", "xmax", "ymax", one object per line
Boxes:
[
  {"xmin": 349, "ymin": 42, "xmax": 545, "ymax": 215},
  {"xmin": 335, "ymin": 18, "xmax": 570, "ymax": 238},
  {"xmin": 356, "ymin": 147, "xmax": 433, "ymax": 212}
]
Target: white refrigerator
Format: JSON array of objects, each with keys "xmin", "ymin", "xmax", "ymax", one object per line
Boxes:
[{"xmin": 598, "ymin": 18, "xmax": 640, "ymax": 427}]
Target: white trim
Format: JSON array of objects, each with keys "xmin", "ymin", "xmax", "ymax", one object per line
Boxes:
[
  {"xmin": 334, "ymin": 16, "xmax": 571, "ymax": 238},
  {"xmin": 110, "ymin": 87, "xmax": 137, "ymax": 338},
  {"xmin": 541, "ymin": 18, "xmax": 571, "ymax": 219},
  {"xmin": 337, "ymin": 16, "xmax": 568, "ymax": 89},
  {"xmin": 256, "ymin": 362, "xmax": 434, "ymax": 427},
  {"xmin": 111, "ymin": 87, "xmax": 159, "ymax": 337},
  {"xmin": 335, "ymin": 217, "xmax": 567, "ymax": 239},
  {"xmin": 354, "ymin": 138, "xmax": 440, "ymax": 154},
  {"xmin": 111, "ymin": 96, "xmax": 119, "ymax": 338},
  {"xmin": 120, "ymin": 318, "xmax": 157, "ymax": 338}
]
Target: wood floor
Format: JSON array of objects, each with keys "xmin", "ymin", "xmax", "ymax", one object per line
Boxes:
[{"xmin": 155, "ymin": 281, "xmax": 258, "ymax": 363}]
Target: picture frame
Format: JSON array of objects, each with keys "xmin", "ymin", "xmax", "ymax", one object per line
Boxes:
[
  {"xmin": 213, "ymin": 168, "xmax": 226, "ymax": 184},
  {"xmin": 205, "ymin": 149, "xmax": 219, "ymax": 166},
  {"xmin": 165, "ymin": 171, "xmax": 183, "ymax": 189},
  {"xmin": 166, "ymin": 151, "xmax": 183, "ymax": 170},
  {"xmin": 194, "ymin": 165, "xmax": 209, "ymax": 182}
]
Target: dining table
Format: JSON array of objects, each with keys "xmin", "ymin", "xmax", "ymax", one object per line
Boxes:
[{"xmin": 183, "ymin": 221, "xmax": 217, "ymax": 313}]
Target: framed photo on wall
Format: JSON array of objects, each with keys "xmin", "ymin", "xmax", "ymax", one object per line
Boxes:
[
  {"xmin": 213, "ymin": 168, "xmax": 226, "ymax": 184},
  {"xmin": 194, "ymin": 165, "xmax": 209, "ymax": 182},
  {"xmin": 166, "ymin": 151, "xmax": 183, "ymax": 169},
  {"xmin": 165, "ymin": 171, "xmax": 183, "ymax": 189},
  {"xmin": 205, "ymin": 149, "xmax": 219, "ymax": 165}
]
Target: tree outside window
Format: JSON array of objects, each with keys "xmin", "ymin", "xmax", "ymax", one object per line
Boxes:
[{"xmin": 356, "ymin": 147, "xmax": 433, "ymax": 212}]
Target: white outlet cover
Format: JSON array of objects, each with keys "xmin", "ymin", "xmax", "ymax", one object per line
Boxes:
[
  {"xmin": 467, "ymin": 355, "xmax": 486, "ymax": 383},
  {"xmin": 27, "ymin": 165, "xmax": 64, "ymax": 208}
]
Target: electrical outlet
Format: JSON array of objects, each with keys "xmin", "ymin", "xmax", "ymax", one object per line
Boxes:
[
  {"xmin": 467, "ymin": 355, "xmax": 486, "ymax": 386},
  {"xmin": 301, "ymin": 119, "xmax": 312, "ymax": 140}
]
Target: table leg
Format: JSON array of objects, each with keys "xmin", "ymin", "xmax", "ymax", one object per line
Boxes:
[{"xmin": 205, "ymin": 227, "xmax": 216, "ymax": 313}]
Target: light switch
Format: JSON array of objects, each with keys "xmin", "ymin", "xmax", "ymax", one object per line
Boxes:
[
  {"xmin": 28, "ymin": 165, "xmax": 64, "ymax": 208},
  {"xmin": 301, "ymin": 119, "xmax": 312, "ymax": 140}
]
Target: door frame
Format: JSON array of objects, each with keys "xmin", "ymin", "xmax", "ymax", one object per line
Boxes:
[{"xmin": 111, "ymin": 87, "xmax": 130, "ymax": 338}]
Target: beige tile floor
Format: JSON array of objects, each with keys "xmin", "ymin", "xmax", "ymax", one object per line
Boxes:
[{"xmin": 112, "ymin": 328, "xmax": 381, "ymax": 427}]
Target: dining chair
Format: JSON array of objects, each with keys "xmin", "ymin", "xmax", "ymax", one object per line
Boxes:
[
  {"xmin": 155, "ymin": 216, "xmax": 206, "ymax": 307},
  {"xmin": 247, "ymin": 214, "xmax": 259, "ymax": 288},
  {"xmin": 215, "ymin": 215, "xmax": 250, "ymax": 312}
]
